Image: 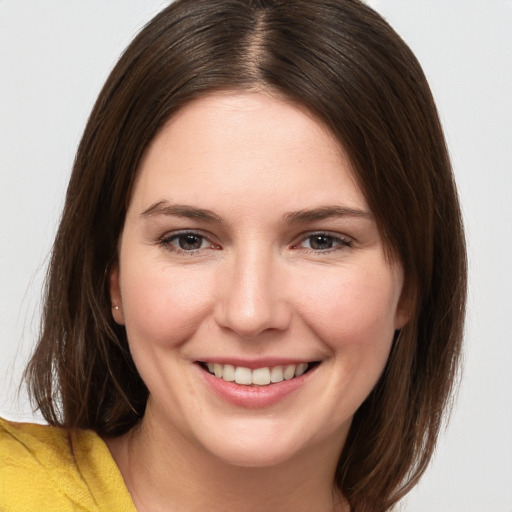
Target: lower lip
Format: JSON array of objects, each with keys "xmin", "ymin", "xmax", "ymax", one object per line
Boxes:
[{"xmin": 197, "ymin": 364, "xmax": 316, "ymax": 408}]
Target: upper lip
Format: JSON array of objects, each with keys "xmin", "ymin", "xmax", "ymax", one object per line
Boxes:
[{"xmin": 195, "ymin": 357, "xmax": 319, "ymax": 369}]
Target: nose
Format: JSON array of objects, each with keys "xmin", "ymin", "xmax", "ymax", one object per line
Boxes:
[{"xmin": 214, "ymin": 247, "xmax": 292, "ymax": 340}]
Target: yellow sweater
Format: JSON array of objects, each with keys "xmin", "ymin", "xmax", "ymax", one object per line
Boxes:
[{"xmin": 0, "ymin": 418, "xmax": 136, "ymax": 512}]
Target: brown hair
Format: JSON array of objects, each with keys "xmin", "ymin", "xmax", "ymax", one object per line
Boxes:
[{"xmin": 25, "ymin": 1, "xmax": 467, "ymax": 510}]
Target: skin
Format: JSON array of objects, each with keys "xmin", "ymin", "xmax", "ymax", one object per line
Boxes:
[{"xmin": 108, "ymin": 91, "xmax": 409, "ymax": 512}]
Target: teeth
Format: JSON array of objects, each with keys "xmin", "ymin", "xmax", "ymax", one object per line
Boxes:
[
  {"xmin": 295, "ymin": 363, "xmax": 308, "ymax": 377},
  {"xmin": 252, "ymin": 367, "xmax": 271, "ymax": 386},
  {"xmin": 234, "ymin": 366, "xmax": 252, "ymax": 385},
  {"xmin": 204, "ymin": 363, "xmax": 312, "ymax": 386},
  {"xmin": 270, "ymin": 366, "xmax": 284, "ymax": 383},
  {"xmin": 222, "ymin": 364, "xmax": 235, "ymax": 382},
  {"xmin": 214, "ymin": 363, "xmax": 223, "ymax": 378},
  {"xmin": 283, "ymin": 365, "xmax": 295, "ymax": 380}
]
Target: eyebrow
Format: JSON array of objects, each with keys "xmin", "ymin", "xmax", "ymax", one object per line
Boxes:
[
  {"xmin": 140, "ymin": 202, "xmax": 223, "ymax": 223},
  {"xmin": 140, "ymin": 202, "xmax": 372, "ymax": 224},
  {"xmin": 283, "ymin": 205, "xmax": 373, "ymax": 223}
]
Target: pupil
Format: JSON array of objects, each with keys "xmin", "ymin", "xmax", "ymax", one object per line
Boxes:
[
  {"xmin": 311, "ymin": 235, "xmax": 333, "ymax": 250},
  {"xmin": 179, "ymin": 234, "xmax": 201, "ymax": 250}
]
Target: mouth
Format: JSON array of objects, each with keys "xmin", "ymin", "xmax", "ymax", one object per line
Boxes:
[{"xmin": 197, "ymin": 361, "xmax": 319, "ymax": 386}]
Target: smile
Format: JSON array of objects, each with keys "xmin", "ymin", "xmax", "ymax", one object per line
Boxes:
[{"xmin": 200, "ymin": 362, "xmax": 316, "ymax": 386}]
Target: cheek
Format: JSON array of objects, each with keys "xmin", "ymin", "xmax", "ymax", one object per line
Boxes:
[
  {"xmin": 298, "ymin": 264, "xmax": 401, "ymax": 357},
  {"xmin": 119, "ymin": 262, "xmax": 212, "ymax": 349}
]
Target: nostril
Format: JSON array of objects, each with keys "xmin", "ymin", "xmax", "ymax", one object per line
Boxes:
[
  {"xmin": 214, "ymin": 299, "xmax": 292, "ymax": 340},
  {"xmin": 213, "ymin": 257, "xmax": 292, "ymax": 338}
]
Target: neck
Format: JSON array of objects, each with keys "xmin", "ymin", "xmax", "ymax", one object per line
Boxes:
[{"xmin": 106, "ymin": 408, "xmax": 348, "ymax": 512}]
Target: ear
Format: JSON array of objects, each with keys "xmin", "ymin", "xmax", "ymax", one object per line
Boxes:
[
  {"xmin": 394, "ymin": 285, "xmax": 413, "ymax": 330},
  {"xmin": 109, "ymin": 263, "xmax": 125, "ymax": 325}
]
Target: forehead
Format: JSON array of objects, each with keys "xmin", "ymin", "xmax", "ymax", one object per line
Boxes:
[{"xmin": 130, "ymin": 91, "xmax": 368, "ymax": 216}]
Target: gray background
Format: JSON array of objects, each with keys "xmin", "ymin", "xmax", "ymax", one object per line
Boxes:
[{"xmin": 1, "ymin": 1, "xmax": 511, "ymax": 510}]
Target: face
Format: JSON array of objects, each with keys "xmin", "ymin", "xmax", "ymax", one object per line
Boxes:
[{"xmin": 110, "ymin": 92, "xmax": 409, "ymax": 468}]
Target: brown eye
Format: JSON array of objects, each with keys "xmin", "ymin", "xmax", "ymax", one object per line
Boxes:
[
  {"xmin": 309, "ymin": 235, "xmax": 335, "ymax": 250},
  {"xmin": 159, "ymin": 231, "xmax": 212, "ymax": 252},
  {"xmin": 176, "ymin": 233, "xmax": 204, "ymax": 250},
  {"xmin": 297, "ymin": 233, "xmax": 352, "ymax": 252}
]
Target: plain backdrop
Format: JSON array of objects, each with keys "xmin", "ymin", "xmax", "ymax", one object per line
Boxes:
[{"xmin": 1, "ymin": 1, "xmax": 511, "ymax": 511}]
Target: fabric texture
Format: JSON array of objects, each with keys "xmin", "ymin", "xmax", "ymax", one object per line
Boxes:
[{"xmin": 0, "ymin": 418, "xmax": 136, "ymax": 512}]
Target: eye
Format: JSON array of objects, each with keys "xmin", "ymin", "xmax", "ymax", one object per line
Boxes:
[
  {"xmin": 159, "ymin": 231, "xmax": 218, "ymax": 253},
  {"xmin": 174, "ymin": 233, "xmax": 206, "ymax": 250},
  {"xmin": 297, "ymin": 233, "xmax": 352, "ymax": 252}
]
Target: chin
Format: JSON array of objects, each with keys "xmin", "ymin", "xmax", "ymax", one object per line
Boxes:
[
  {"xmin": 206, "ymin": 439, "xmax": 302, "ymax": 469},
  {"xmin": 190, "ymin": 415, "xmax": 349, "ymax": 470}
]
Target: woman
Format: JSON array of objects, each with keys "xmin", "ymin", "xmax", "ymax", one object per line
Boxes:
[{"xmin": 0, "ymin": 1, "xmax": 466, "ymax": 511}]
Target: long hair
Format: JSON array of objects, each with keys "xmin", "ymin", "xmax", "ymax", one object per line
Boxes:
[{"xmin": 25, "ymin": 1, "xmax": 467, "ymax": 510}]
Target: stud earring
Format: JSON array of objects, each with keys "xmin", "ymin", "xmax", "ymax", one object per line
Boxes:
[{"xmin": 112, "ymin": 305, "xmax": 120, "ymax": 310}]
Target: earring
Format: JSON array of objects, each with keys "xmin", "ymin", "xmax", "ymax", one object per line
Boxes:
[{"xmin": 112, "ymin": 305, "xmax": 120, "ymax": 310}]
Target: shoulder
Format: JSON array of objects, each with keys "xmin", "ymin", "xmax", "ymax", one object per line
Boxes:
[
  {"xmin": 0, "ymin": 417, "xmax": 136, "ymax": 512},
  {"xmin": 0, "ymin": 417, "xmax": 95, "ymax": 511},
  {"xmin": 0, "ymin": 416, "xmax": 74, "ymax": 465}
]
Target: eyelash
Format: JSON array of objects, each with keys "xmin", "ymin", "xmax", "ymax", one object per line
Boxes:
[
  {"xmin": 293, "ymin": 232, "xmax": 352, "ymax": 253},
  {"xmin": 157, "ymin": 230, "xmax": 352, "ymax": 255},
  {"xmin": 157, "ymin": 230, "xmax": 220, "ymax": 255}
]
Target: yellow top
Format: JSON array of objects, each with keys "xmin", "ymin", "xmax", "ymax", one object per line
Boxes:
[{"xmin": 0, "ymin": 417, "xmax": 136, "ymax": 512}]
